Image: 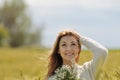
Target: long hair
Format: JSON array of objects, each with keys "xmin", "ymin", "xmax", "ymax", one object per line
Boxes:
[{"xmin": 46, "ymin": 29, "xmax": 81, "ymax": 77}]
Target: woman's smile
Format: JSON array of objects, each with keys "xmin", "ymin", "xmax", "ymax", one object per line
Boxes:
[{"xmin": 64, "ymin": 52, "xmax": 74, "ymax": 57}]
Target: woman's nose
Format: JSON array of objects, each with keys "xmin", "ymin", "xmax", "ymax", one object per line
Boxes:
[{"xmin": 66, "ymin": 46, "xmax": 72, "ymax": 51}]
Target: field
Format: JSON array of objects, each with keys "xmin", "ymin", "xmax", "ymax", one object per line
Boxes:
[{"xmin": 0, "ymin": 47, "xmax": 120, "ymax": 80}]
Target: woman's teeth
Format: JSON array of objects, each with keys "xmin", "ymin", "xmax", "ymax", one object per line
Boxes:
[{"xmin": 65, "ymin": 53, "xmax": 74, "ymax": 56}]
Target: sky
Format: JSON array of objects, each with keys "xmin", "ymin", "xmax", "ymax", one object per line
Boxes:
[{"xmin": 0, "ymin": 0, "xmax": 120, "ymax": 49}]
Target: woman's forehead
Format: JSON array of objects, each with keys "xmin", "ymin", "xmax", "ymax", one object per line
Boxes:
[{"xmin": 60, "ymin": 35, "xmax": 77, "ymax": 42}]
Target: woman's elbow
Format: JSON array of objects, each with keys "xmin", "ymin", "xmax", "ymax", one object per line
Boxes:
[{"xmin": 100, "ymin": 47, "xmax": 108, "ymax": 59}]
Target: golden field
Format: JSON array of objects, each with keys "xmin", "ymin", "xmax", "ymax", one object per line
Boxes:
[{"xmin": 0, "ymin": 47, "xmax": 120, "ymax": 80}]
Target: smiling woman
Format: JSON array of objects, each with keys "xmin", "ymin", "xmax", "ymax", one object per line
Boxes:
[
  {"xmin": 58, "ymin": 34, "xmax": 81, "ymax": 65},
  {"xmin": 45, "ymin": 29, "xmax": 108, "ymax": 80}
]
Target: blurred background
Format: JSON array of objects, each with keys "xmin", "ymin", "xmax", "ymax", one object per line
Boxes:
[
  {"xmin": 0, "ymin": 0, "xmax": 120, "ymax": 80},
  {"xmin": 0, "ymin": 0, "xmax": 120, "ymax": 49}
]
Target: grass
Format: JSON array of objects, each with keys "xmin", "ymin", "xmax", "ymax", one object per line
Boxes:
[{"xmin": 0, "ymin": 47, "xmax": 120, "ymax": 80}]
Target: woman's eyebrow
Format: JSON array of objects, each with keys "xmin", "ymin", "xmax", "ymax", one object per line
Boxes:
[
  {"xmin": 71, "ymin": 41, "xmax": 77, "ymax": 43},
  {"xmin": 60, "ymin": 41, "xmax": 66, "ymax": 43}
]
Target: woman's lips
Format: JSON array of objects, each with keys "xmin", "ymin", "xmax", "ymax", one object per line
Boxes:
[{"xmin": 65, "ymin": 53, "xmax": 74, "ymax": 56}]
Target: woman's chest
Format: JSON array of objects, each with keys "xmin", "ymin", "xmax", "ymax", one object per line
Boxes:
[{"xmin": 76, "ymin": 66, "xmax": 93, "ymax": 80}]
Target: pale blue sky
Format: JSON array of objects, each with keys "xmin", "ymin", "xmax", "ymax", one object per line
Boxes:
[
  {"xmin": 0, "ymin": 0, "xmax": 120, "ymax": 49},
  {"xmin": 24, "ymin": 0, "xmax": 120, "ymax": 49}
]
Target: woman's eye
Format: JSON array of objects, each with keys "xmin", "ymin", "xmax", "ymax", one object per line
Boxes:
[
  {"xmin": 61, "ymin": 44, "xmax": 66, "ymax": 46},
  {"xmin": 71, "ymin": 43, "xmax": 76, "ymax": 45}
]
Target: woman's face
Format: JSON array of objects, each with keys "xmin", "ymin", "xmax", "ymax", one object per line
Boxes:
[{"xmin": 58, "ymin": 35, "xmax": 80, "ymax": 64}]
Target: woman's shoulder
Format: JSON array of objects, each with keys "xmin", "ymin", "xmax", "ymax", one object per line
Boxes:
[{"xmin": 76, "ymin": 61, "xmax": 92, "ymax": 71}]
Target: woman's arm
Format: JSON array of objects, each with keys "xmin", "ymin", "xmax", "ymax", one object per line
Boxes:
[{"xmin": 80, "ymin": 35, "xmax": 108, "ymax": 74}]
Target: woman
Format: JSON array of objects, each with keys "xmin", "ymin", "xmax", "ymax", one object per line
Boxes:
[{"xmin": 45, "ymin": 29, "xmax": 108, "ymax": 80}]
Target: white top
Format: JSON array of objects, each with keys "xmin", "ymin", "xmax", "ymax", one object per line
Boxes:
[{"xmin": 48, "ymin": 36, "xmax": 108, "ymax": 80}]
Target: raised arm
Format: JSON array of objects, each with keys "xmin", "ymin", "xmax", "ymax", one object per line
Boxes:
[{"xmin": 80, "ymin": 35, "xmax": 108, "ymax": 74}]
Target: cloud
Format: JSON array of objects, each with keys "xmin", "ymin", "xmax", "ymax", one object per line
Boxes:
[
  {"xmin": 25, "ymin": 0, "xmax": 120, "ymax": 19},
  {"xmin": 24, "ymin": 0, "xmax": 120, "ymax": 48},
  {"xmin": 25, "ymin": 0, "xmax": 120, "ymax": 10}
]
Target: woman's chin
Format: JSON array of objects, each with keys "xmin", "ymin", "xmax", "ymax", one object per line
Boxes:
[{"xmin": 64, "ymin": 58, "xmax": 73, "ymax": 62}]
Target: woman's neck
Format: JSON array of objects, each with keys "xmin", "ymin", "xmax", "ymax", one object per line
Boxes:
[{"xmin": 62, "ymin": 60, "xmax": 76, "ymax": 67}]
